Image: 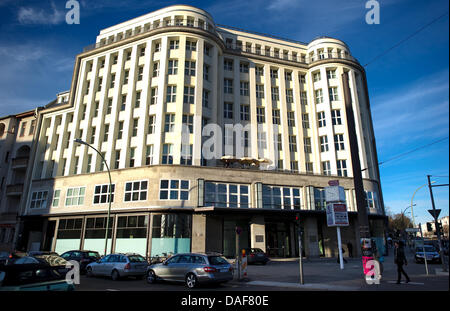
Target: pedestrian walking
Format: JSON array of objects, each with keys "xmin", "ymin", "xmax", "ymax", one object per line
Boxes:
[
  {"xmin": 394, "ymin": 241, "xmax": 410, "ymax": 284},
  {"xmin": 347, "ymin": 242, "xmax": 353, "ymax": 257}
]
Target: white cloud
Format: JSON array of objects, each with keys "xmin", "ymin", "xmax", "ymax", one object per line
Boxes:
[{"xmin": 17, "ymin": 2, "xmax": 65, "ymax": 25}]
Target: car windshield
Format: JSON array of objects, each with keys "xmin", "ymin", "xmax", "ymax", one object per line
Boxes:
[
  {"xmin": 87, "ymin": 252, "xmax": 100, "ymax": 258},
  {"xmin": 208, "ymin": 256, "xmax": 229, "ymax": 265},
  {"xmin": 128, "ymin": 255, "xmax": 146, "ymax": 263}
]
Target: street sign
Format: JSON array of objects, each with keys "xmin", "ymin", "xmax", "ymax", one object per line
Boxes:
[
  {"xmin": 325, "ymin": 186, "xmax": 346, "ymax": 203},
  {"xmin": 428, "ymin": 209, "xmax": 441, "ymax": 219},
  {"xmin": 328, "ymin": 180, "xmax": 339, "ymax": 186},
  {"xmin": 326, "ymin": 203, "xmax": 349, "ymax": 227},
  {"xmin": 405, "ymin": 228, "xmax": 420, "ymax": 233}
]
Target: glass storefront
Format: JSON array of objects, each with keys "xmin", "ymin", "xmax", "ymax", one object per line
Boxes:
[
  {"xmin": 115, "ymin": 215, "xmax": 148, "ymax": 256},
  {"xmin": 55, "ymin": 218, "xmax": 83, "ymax": 254},
  {"xmin": 151, "ymin": 214, "xmax": 191, "ymax": 257}
]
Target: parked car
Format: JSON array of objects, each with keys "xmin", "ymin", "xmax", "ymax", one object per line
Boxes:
[
  {"xmin": 86, "ymin": 253, "xmax": 148, "ymax": 281},
  {"xmin": 243, "ymin": 248, "xmax": 269, "ymax": 265},
  {"xmin": 60, "ymin": 250, "xmax": 101, "ymax": 274},
  {"xmin": 146, "ymin": 252, "xmax": 233, "ymax": 288},
  {"xmin": 415, "ymin": 246, "xmax": 442, "ymax": 263},
  {"xmin": 0, "ymin": 263, "xmax": 74, "ymax": 291}
]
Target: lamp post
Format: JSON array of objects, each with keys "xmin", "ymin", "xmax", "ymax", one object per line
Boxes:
[
  {"xmin": 411, "ymin": 181, "xmax": 436, "ymax": 228},
  {"xmin": 74, "ymin": 139, "xmax": 112, "ymax": 256}
]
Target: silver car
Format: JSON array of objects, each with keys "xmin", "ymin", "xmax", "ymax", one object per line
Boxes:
[
  {"xmin": 146, "ymin": 253, "xmax": 233, "ymax": 288},
  {"xmin": 86, "ymin": 253, "xmax": 148, "ymax": 281}
]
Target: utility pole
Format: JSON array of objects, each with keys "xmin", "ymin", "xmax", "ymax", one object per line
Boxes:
[
  {"xmin": 427, "ymin": 175, "xmax": 448, "ymax": 272},
  {"xmin": 342, "ymin": 72, "xmax": 372, "ymax": 273}
]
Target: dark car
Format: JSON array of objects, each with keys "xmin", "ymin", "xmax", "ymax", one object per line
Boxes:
[
  {"xmin": 415, "ymin": 246, "xmax": 441, "ymax": 263},
  {"xmin": 243, "ymin": 248, "xmax": 269, "ymax": 265},
  {"xmin": 60, "ymin": 250, "xmax": 101, "ymax": 274}
]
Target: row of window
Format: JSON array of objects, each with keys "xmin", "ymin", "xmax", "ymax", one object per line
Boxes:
[{"xmin": 30, "ymin": 179, "xmax": 191, "ymax": 209}]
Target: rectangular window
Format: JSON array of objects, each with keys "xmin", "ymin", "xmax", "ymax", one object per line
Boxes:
[
  {"xmin": 166, "ymin": 85, "xmax": 177, "ymax": 102},
  {"xmin": 52, "ymin": 189, "xmax": 60, "ymax": 207},
  {"xmin": 272, "ymin": 109, "xmax": 280, "ymax": 125},
  {"xmin": 329, "ymin": 87, "xmax": 339, "ymax": 101},
  {"xmin": 117, "ymin": 121, "xmax": 124, "ymax": 139},
  {"xmin": 224, "ymin": 103, "xmax": 233, "ymax": 119},
  {"xmin": 93, "ymin": 184, "xmax": 115, "ymax": 204},
  {"xmin": 304, "ymin": 137, "xmax": 312, "ymax": 153},
  {"xmin": 334, "ymin": 134, "xmax": 345, "ymax": 151},
  {"xmin": 322, "ymin": 161, "xmax": 331, "ymax": 175},
  {"xmin": 239, "ymin": 62, "xmax": 249, "ymax": 73},
  {"xmin": 65, "ymin": 187, "xmax": 85, "ymax": 206},
  {"xmin": 337, "ymin": 160, "xmax": 348, "ymax": 177},
  {"xmin": 318, "ymin": 111, "xmax": 326, "ymax": 127},
  {"xmin": 256, "ymin": 84, "xmax": 264, "ymax": 98},
  {"xmin": 315, "ymin": 89, "xmax": 323, "ymax": 104},
  {"xmin": 30, "ymin": 191, "xmax": 48, "ymax": 209},
  {"xmin": 182, "ymin": 114, "xmax": 194, "ymax": 133},
  {"xmin": 152, "ymin": 62, "xmax": 159, "ymax": 77},
  {"xmin": 148, "ymin": 115, "xmax": 156, "ymax": 134},
  {"xmin": 302, "ymin": 113, "xmax": 310, "ymax": 128},
  {"xmin": 257, "ymin": 107, "xmax": 265, "ymax": 123},
  {"xmin": 124, "ymin": 180, "xmax": 148, "ymax": 202},
  {"xmin": 203, "ymin": 89, "xmax": 209, "ymax": 107},
  {"xmin": 271, "ymin": 87, "xmax": 279, "ymax": 101},
  {"xmin": 240, "ymin": 105, "xmax": 249, "ymax": 121},
  {"xmin": 132, "ymin": 118, "xmax": 139, "ymax": 136},
  {"xmin": 224, "ymin": 79, "xmax": 233, "ymax": 94},
  {"xmin": 224, "ymin": 59, "xmax": 233, "ymax": 71},
  {"xmin": 159, "ymin": 180, "xmax": 190, "ymax": 200},
  {"xmin": 204, "ymin": 182, "xmax": 249, "ymax": 208},
  {"xmin": 162, "ymin": 144, "xmax": 173, "ymax": 164},
  {"xmin": 135, "ymin": 91, "xmax": 141, "ymax": 108},
  {"xmin": 320, "ymin": 135, "xmax": 329, "ymax": 152},
  {"xmin": 170, "ymin": 40, "xmax": 179, "ymax": 50},
  {"xmin": 164, "ymin": 114, "xmax": 175, "ymax": 132},
  {"xmin": 185, "ymin": 61, "xmax": 196, "ymax": 76},
  {"xmin": 240, "ymin": 81, "xmax": 249, "ymax": 96},
  {"xmin": 286, "ymin": 89, "xmax": 294, "ymax": 103},
  {"xmin": 150, "ymin": 87, "xmax": 158, "ymax": 105},
  {"xmin": 145, "ymin": 145, "xmax": 154, "ymax": 165},
  {"xmin": 287, "ymin": 111, "xmax": 295, "ymax": 127},
  {"xmin": 183, "ymin": 86, "xmax": 195, "ymax": 104},
  {"xmin": 289, "ymin": 135, "xmax": 297, "ymax": 152},
  {"xmin": 186, "ymin": 40, "xmax": 197, "ymax": 51},
  {"xmin": 331, "ymin": 109, "xmax": 342, "ymax": 125}
]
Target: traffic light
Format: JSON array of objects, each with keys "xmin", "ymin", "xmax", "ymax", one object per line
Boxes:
[
  {"xmin": 426, "ymin": 222, "xmax": 433, "ymax": 232},
  {"xmin": 295, "ymin": 213, "xmax": 300, "ymax": 225}
]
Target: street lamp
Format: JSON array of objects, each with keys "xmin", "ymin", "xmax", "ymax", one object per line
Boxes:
[
  {"xmin": 411, "ymin": 181, "xmax": 436, "ymax": 227},
  {"xmin": 74, "ymin": 138, "xmax": 113, "ymax": 256}
]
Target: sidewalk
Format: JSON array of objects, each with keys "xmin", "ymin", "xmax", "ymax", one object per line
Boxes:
[{"xmin": 230, "ymin": 251, "xmax": 449, "ymax": 291}]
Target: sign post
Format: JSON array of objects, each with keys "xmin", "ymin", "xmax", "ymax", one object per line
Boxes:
[{"xmin": 325, "ymin": 183, "xmax": 349, "ymax": 271}]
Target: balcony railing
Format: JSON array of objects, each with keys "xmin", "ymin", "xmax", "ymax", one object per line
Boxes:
[
  {"xmin": 6, "ymin": 184, "xmax": 24, "ymax": 196},
  {"xmin": 11, "ymin": 157, "xmax": 29, "ymax": 169},
  {"xmin": 83, "ymin": 19, "xmax": 218, "ymax": 53},
  {"xmin": 225, "ymin": 44, "xmax": 358, "ymax": 66}
]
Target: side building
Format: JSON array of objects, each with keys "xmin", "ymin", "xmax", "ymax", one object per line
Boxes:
[{"xmin": 15, "ymin": 5, "xmax": 386, "ymax": 258}]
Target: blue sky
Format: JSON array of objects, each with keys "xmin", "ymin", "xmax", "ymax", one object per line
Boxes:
[{"xmin": 0, "ymin": 0, "xmax": 448, "ymax": 225}]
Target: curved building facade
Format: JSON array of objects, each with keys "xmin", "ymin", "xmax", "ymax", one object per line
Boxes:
[{"xmin": 15, "ymin": 5, "xmax": 385, "ymax": 258}]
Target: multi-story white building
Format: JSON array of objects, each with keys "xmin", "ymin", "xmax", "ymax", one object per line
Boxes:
[{"xmin": 13, "ymin": 5, "xmax": 385, "ymax": 258}]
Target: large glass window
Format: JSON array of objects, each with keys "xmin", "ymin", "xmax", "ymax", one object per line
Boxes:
[
  {"xmin": 262, "ymin": 185, "xmax": 301, "ymax": 210},
  {"xmin": 204, "ymin": 182, "xmax": 249, "ymax": 208}
]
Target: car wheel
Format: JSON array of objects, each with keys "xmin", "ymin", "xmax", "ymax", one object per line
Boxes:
[
  {"xmin": 111, "ymin": 270, "xmax": 120, "ymax": 281},
  {"xmin": 86, "ymin": 267, "xmax": 93, "ymax": 277},
  {"xmin": 146, "ymin": 270, "xmax": 157, "ymax": 284},
  {"xmin": 185, "ymin": 273, "xmax": 198, "ymax": 289}
]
